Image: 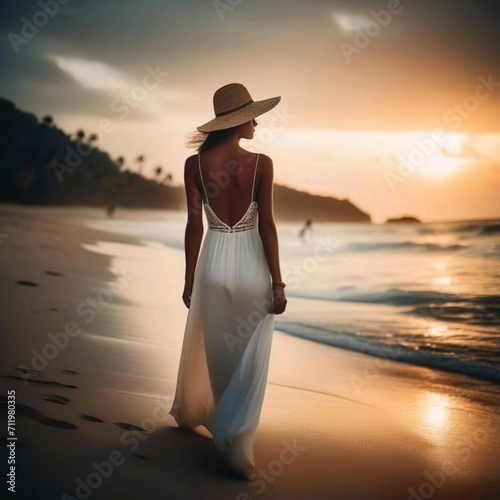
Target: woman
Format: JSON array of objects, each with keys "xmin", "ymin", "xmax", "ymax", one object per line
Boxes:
[{"xmin": 169, "ymin": 83, "xmax": 287, "ymax": 479}]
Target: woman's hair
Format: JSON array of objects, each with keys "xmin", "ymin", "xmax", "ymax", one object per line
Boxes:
[{"xmin": 185, "ymin": 124, "xmax": 242, "ymax": 153}]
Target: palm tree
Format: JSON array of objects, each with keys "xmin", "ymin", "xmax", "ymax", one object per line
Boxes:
[
  {"xmin": 115, "ymin": 156, "xmax": 125, "ymax": 170},
  {"xmin": 75, "ymin": 129, "xmax": 85, "ymax": 143},
  {"xmin": 136, "ymin": 155, "xmax": 145, "ymax": 175},
  {"xmin": 88, "ymin": 133, "xmax": 99, "ymax": 146},
  {"xmin": 42, "ymin": 115, "xmax": 54, "ymax": 127},
  {"xmin": 154, "ymin": 166, "xmax": 163, "ymax": 181}
]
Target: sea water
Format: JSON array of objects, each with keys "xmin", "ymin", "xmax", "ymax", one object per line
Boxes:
[{"xmin": 85, "ymin": 211, "xmax": 500, "ymax": 385}]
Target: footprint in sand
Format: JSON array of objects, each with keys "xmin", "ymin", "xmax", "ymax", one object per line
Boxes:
[
  {"xmin": 45, "ymin": 271, "xmax": 63, "ymax": 277},
  {"xmin": 79, "ymin": 414, "xmax": 105, "ymax": 423},
  {"xmin": 33, "ymin": 413, "xmax": 77, "ymax": 430},
  {"xmin": 50, "ymin": 308, "xmax": 58, "ymax": 311},
  {"xmin": 42, "ymin": 398, "xmax": 67, "ymax": 405},
  {"xmin": 16, "ymin": 281, "xmax": 37, "ymax": 287},
  {"xmin": 17, "ymin": 368, "xmax": 40, "ymax": 375},
  {"xmin": 4, "ymin": 375, "xmax": 78, "ymax": 389},
  {"xmin": 79, "ymin": 415, "xmax": 146, "ymax": 433},
  {"xmin": 42, "ymin": 394, "xmax": 71, "ymax": 406},
  {"xmin": 2, "ymin": 401, "xmax": 77, "ymax": 430},
  {"xmin": 113, "ymin": 422, "xmax": 147, "ymax": 432},
  {"xmin": 61, "ymin": 369, "xmax": 79, "ymax": 376}
]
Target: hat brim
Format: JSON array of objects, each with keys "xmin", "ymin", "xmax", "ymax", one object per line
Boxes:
[{"xmin": 197, "ymin": 96, "xmax": 281, "ymax": 133}]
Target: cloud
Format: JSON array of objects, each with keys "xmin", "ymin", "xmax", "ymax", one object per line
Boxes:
[
  {"xmin": 331, "ymin": 11, "xmax": 372, "ymax": 32},
  {"xmin": 46, "ymin": 54, "xmax": 129, "ymax": 90},
  {"xmin": 1, "ymin": 0, "xmax": 500, "ymax": 133}
]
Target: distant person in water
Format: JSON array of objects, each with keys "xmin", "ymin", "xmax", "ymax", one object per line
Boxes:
[
  {"xmin": 107, "ymin": 204, "xmax": 115, "ymax": 218},
  {"xmin": 299, "ymin": 218, "xmax": 312, "ymax": 240}
]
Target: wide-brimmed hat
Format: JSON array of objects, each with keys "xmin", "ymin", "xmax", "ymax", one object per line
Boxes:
[{"xmin": 197, "ymin": 83, "xmax": 281, "ymax": 133}]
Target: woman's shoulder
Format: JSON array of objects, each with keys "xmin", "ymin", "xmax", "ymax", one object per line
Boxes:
[
  {"xmin": 238, "ymin": 149, "xmax": 273, "ymax": 167},
  {"xmin": 185, "ymin": 151, "xmax": 273, "ymax": 170},
  {"xmin": 184, "ymin": 154, "xmax": 199, "ymax": 170},
  {"xmin": 256, "ymin": 153, "xmax": 273, "ymax": 172},
  {"xmin": 257, "ymin": 152, "xmax": 272, "ymax": 164},
  {"xmin": 185, "ymin": 153, "xmax": 199, "ymax": 163}
]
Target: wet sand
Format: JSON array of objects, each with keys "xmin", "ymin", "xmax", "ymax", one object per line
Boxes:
[{"xmin": 0, "ymin": 203, "xmax": 499, "ymax": 500}]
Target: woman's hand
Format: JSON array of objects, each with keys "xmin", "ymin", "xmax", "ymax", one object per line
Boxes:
[
  {"xmin": 269, "ymin": 285, "xmax": 287, "ymax": 314},
  {"xmin": 182, "ymin": 279, "xmax": 193, "ymax": 309}
]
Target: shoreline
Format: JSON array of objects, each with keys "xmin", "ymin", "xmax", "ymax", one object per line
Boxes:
[
  {"xmin": 1, "ymin": 203, "xmax": 499, "ymax": 499},
  {"xmin": 2, "ymin": 200, "xmax": 498, "ymax": 225}
]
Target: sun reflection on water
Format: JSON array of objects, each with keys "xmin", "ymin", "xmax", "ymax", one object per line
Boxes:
[{"xmin": 420, "ymin": 392, "xmax": 451, "ymax": 443}]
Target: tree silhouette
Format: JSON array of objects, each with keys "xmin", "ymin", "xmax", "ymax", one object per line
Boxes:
[
  {"xmin": 88, "ymin": 133, "xmax": 99, "ymax": 145},
  {"xmin": 0, "ymin": 97, "xmax": 184, "ymax": 210},
  {"xmin": 75, "ymin": 129, "xmax": 85, "ymax": 143},
  {"xmin": 155, "ymin": 165, "xmax": 162, "ymax": 181},
  {"xmin": 115, "ymin": 156, "xmax": 125, "ymax": 170},
  {"xmin": 42, "ymin": 115, "xmax": 54, "ymax": 127},
  {"xmin": 136, "ymin": 155, "xmax": 145, "ymax": 175}
]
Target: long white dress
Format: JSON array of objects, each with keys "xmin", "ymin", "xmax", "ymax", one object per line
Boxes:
[{"xmin": 169, "ymin": 152, "xmax": 276, "ymax": 476}]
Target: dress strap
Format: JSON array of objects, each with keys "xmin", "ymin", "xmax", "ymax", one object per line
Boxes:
[
  {"xmin": 198, "ymin": 153, "xmax": 209, "ymax": 205},
  {"xmin": 251, "ymin": 153, "xmax": 259, "ymax": 203}
]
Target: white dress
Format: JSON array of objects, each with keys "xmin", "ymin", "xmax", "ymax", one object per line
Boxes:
[{"xmin": 169, "ymin": 152, "xmax": 276, "ymax": 476}]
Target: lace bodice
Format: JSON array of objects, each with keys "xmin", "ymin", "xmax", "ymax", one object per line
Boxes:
[
  {"xmin": 198, "ymin": 153, "xmax": 260, "ymax": 234},
  {"xmin": 204, "ymin": 200, "xmax": 258, "ymax": 233}
]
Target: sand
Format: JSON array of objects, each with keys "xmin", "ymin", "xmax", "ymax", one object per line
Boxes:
[{"xmin": 0, "ymin": 202, "xmax": 499, "ymax": 500}]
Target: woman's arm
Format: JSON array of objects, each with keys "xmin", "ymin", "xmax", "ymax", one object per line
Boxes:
[
  {"xmin": 182, "ymin": 156, "xmax": 204, "ymax": 307},
  {"xmin": 257, "ymin": 155, "xmax": 282, "ymax": 281},
  {"xmin": 257, "ymin": 155, "xmax": 287, "ymax": 314}
]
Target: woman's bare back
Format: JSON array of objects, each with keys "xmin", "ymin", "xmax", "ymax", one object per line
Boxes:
[{"xmin": 196, "ymin": 148, "xmax": 261, "ymax": 228}]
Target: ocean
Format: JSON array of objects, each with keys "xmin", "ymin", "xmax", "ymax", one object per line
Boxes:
[{"xmin": 85, "ymin": 211, "xmax": 500, "ymax": 386}]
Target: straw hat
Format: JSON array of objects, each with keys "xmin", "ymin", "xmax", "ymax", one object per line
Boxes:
[{"xmin": 197, "ymin": 83, "xmax": 281, "ymax": 133}]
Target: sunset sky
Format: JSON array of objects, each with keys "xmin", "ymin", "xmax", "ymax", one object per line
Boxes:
[{"xmin": 1, "ymin": 0, "xmax": 499, "ymax": 223}]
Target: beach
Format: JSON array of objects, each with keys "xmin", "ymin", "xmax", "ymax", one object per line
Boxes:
[{"xmin": 1, "ymin": 202, "xmax": 499, "ymax": 500}]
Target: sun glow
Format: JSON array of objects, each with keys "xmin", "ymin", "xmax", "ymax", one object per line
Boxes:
[
  {"xmin": 433, "ymin": 275, "xmax": 453, "ymax": 286},
  {"xmin": 416, "ymin": 158, "xmax": 468, "ymax": 179},
  {"xmin": 419, "ymin": 393, "xmax": 451, "ymax": 443},
  {"xmin": 395, "ymin": 133, "xmax": 472, "ymax": 179}
]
